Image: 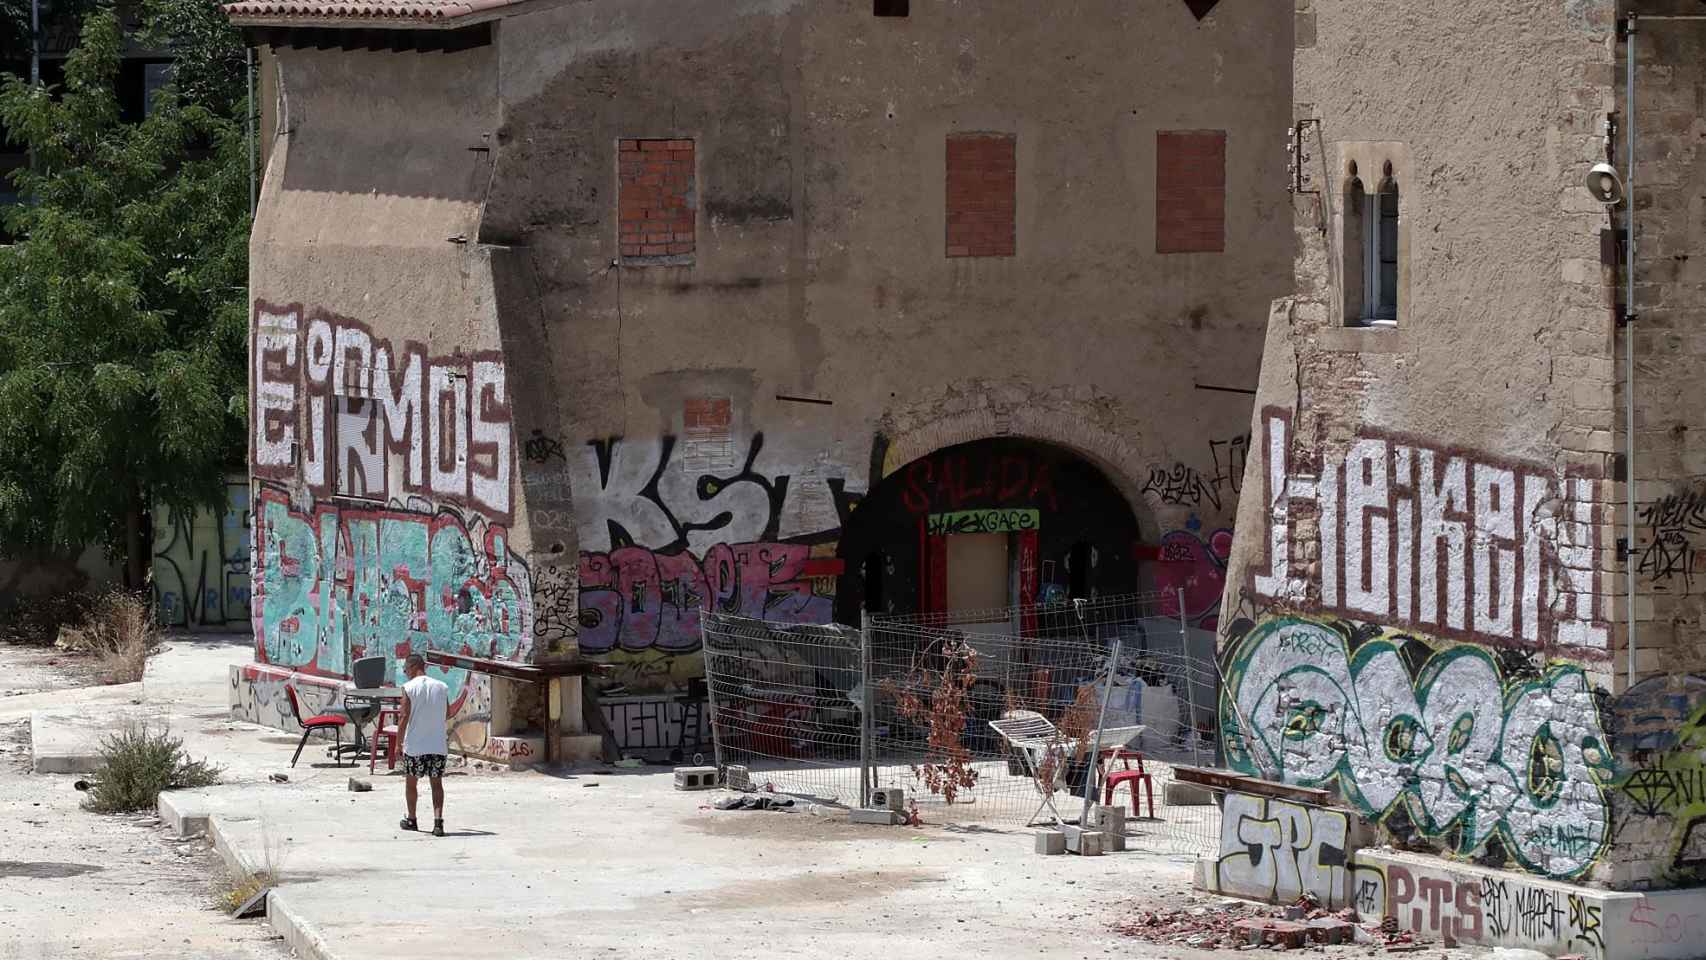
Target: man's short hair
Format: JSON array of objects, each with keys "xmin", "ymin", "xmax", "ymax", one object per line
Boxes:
[{"xmin": 404, "ymin": 653, "xmax": 426, "ymax": 672}]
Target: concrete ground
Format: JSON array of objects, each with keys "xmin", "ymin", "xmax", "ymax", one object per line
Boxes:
[
  {"xmin": 9, "ymin": 635, "xmax": 1501, "ymax": 960},
  {"xmin": 0, "ymin": 635, "xmax": 286, "ymax": 960},
  {"xmin": 171, "ymin": 768, "xmax": 1225, "ymax": 960}
]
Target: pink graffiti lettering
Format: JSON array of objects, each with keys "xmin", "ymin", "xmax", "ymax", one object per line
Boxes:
[
  {"xmin": 577, "ymin": 542, "xmax": 834, "ymax": 654},
  {"xmin": 1387, "ymin": 865, "xmax": 1485, "ymax": 948},
  {"xmin": 1156, "ymin": 527, "xmax": 1232, "ymax": 629}
]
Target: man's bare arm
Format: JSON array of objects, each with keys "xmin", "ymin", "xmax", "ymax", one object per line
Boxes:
[{"xmin": 397, "ymin": 691, "xmax": 412, "ymax": 757}]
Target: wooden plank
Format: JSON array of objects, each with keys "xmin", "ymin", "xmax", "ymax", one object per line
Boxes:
[
  {"xmin": 1172, "ymin": 765, "xmax": 1333, "ymax": 805},
  {"xmin": 424, "ymin": 651, "xmax": 610, "ymax": 680}
]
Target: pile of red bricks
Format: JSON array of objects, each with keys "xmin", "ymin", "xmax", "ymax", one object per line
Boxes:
[
  {"xmin": 619, "ymin": 139, "xmax": 695, "ymax": 259},
  {"xmin": 1114, "ymin": 898, "xmax": 1424, "ymax": 953}
]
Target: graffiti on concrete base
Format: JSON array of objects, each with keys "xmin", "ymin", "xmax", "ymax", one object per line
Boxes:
[
  {"xmin": 1216, "ymin": 792, "xmax": 1350, "ymax": 907},
  {"xmin": 1220, "ymin": 616, "xmax": 1612, "ymax": 880},
  {"xmin": 1362, "ymin": 859, "xmax": 1607, "ymax": 959}
]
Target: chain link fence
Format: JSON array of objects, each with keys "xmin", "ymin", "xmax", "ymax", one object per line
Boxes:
[{"xmin": 702, "ymin": 591, "xmax": 1225, "ymax": 857}]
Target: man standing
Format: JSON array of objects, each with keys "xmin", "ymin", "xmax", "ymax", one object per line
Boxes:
[{"xmin": 397, "ymin": 653, "xmax": 450, "ymax": 837}]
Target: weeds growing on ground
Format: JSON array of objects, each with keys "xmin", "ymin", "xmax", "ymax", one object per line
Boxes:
[
  {"xmin": 84, "ymin": 722, "xmax": 222, "ymax": 813},
  {"xmin": 55, "ymin": 590, "xmax": 162, "ymax": 684},
  {"xmin": 210, "ymin": 820, "xmax": 286, "ymax": 914}
]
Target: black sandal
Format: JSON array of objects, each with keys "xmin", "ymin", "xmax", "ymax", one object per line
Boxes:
[
  {"xmin": 431, "ymin": 820, "xmax": 445, "ymax": 837},
  {"xmin": 399, "ymin": 817, "xmax": 418, "ymax": 831}
]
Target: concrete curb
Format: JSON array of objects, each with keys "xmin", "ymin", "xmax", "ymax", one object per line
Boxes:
[
  {"xmin": 201, "ymin": 813, "xmax": 341, "ymax": 960},
  {"xmin": 29, "ymin": 710, "xmax": 106, "ymax": 774},
  {"xmin": 156, "ymin": 791, "xmax": 210, "ymax": 838},
  {"xmin": 265, "ymin": 888, "xmax": 339, "ymax": 960}
]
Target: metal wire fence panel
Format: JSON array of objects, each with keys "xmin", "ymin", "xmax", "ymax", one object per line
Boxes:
[
  {"xmin": 701, "ymin": 612, "xmax": 865, "ymax": 804},
  {"xmin": 702, "ymin": 591, "xmax": 1226, "ymax": 857},
  {"xmin": 866, "ymin": 593, "xmax": 1222, "ymax": 830}
]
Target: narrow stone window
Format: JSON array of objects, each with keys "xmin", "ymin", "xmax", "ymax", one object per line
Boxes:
[
  {"xmin": 618, "ymin": 138, "xmax": 695, "ymax": 264},
  {"xmin": 1345, "ymin": 159, "xmax": 1399, "ymax": 326},
  {"xmin": 874, "ymin": 0, "xmax": 909, "ymax": 15}
]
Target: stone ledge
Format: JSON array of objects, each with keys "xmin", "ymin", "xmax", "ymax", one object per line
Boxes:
[{"xmin": 1354, "ymin": 849, "xmax": 1706, "ymax": 960}]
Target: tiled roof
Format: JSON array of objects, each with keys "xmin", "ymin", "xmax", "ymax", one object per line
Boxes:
[{"xmin": 222, "ymin": 0, "xmax": 523, "ymax": 25}]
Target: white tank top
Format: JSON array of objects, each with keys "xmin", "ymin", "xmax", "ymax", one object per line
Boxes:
[{"xmin": 401, "ymin": 674, "xmax": 450, "ymax": 757}]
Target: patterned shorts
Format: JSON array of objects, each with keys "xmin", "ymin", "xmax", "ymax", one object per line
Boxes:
[{"xmin": 402, "ymin": 753, "xmax": 446, "ymax": 779}]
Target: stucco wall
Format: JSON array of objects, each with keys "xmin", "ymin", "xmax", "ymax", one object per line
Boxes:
[
  {"xmin": 245, "ymin": 1, "xmax": 1293, "ymax": 744},
  {"xmin": 245, "ymin": 43, "xmax": 530, "ymax": 738},
  {"xmin": 479, "ymin": 0, "xmax": 1292, "ymax": 689}
]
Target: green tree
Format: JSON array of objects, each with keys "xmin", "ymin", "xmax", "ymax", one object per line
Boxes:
[{"xmin": 0, "ymin": 7, "xmax": 249, "ymax": 587}]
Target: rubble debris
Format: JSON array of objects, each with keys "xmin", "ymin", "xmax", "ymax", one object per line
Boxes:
[{"xmin": 1113, "ymin": 898, "xmax": 1428, "ymax": 954}]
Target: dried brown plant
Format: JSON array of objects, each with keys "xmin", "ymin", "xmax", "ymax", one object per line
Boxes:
[{"xmin": 879, "ymin": 638, "xmax": 981, "ymax": 804}]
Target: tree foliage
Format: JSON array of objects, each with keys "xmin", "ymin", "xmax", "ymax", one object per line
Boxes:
[{"xmin": 0, "ymin": 7, "xmax": 249, "ymax": 579}]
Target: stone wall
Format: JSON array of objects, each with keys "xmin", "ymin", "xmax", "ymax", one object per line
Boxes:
[
  {"xmin": 476, "ymin": 0, "xmax": 1295, "ymax": 691},
  {"xmin": 1217, "ymin": 0, "xmax": 1636, "ymax": 892},
  {"xmin": 1608, "ymin": 0, "xmax": 1706, "ymax": 893}
]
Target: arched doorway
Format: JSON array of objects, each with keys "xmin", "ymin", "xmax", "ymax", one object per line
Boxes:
[{"xmin": 834, "ymin": 437, "xmax": 1142, "ymax": 623}]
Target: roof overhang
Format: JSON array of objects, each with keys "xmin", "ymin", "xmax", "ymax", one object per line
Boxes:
[{"xmin": 237, "ymin": 21, "xmax": 493, "ymax": 51}]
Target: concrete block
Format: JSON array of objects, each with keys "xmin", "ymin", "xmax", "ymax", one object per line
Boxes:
[
  {"xmin": 673, "ymin": 766, "xmax": 718, "ymax": 791},
  {"xmin": 1105, "ymin": 831, "xmax": 1127, "ymax": 853},
  {"xmin": 1164, "ymin": 780, "xmax": 1215, "ymax": 805},
  {"xmin": 1090, "ymin": 803, "xmax": 1126, "ymax": 834},
  {"xmin": 870, "ymin": 787, "xmax": 906, "ymax": 811},
  {"xmin": 1034, "ymin": 829, "xmax": 1066, "ymax": 855},
  {"xmin": 1064, "ymin": 827, "xmax": 1105, "ymax": 856},
  {"xmin": 849, "ymin": 808, "xmax": 902, "ymax": 826}
]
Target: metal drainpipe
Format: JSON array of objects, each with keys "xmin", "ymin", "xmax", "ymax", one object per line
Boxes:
[
  {"xmin": 246, "ymin": 48, "xmax": 257, "ymax": 215},
  {"xmin": 1624, "ymin": 15, "xmax": 1638, "ymax": 689}
]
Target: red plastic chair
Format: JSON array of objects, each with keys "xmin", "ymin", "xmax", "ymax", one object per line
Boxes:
[
  {"xmin": 370, "ymin": 706, "xmax": 402, "ymax": 774},
  {"xmin": 1102, "ymin": 748, "xmax": 1155, "ymax": 818},
  {"xmin": 286, "ymin": 685, "xmax": 350, "ymax": 768}
]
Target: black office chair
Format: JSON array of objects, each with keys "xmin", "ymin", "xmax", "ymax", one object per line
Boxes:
[{"xmin": 341, "ymin": 655, "xmax": 388, "ymax": 757}]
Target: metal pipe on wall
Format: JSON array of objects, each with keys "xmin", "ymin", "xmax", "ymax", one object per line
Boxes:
[
  {"xmin": 246, "ymin": 47, "xmax": 256, "ymax": 215},
  {"xmin": 1625, "ymin": 15, "xmax": 1637, "ymax": 689}
]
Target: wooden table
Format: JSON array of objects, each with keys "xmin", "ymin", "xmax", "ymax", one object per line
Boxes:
[{"xmin": 423, "ymin": 652, "xmax": 611, "ymax": 764}]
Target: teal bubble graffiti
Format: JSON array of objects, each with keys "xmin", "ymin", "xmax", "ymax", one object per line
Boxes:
[
  {"xmin": 253, "ymin": 488, "xmax": 533, "ymax": 706},
  {"xmin": 1219, "ymin": 616, "xmax": 1612, "ymax": 880}
]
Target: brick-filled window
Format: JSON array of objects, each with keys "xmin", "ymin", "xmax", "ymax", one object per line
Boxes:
[
  {"xmin": 1155, "ymin": 130, "xmax": 1225, "ymax": 254},
  {"xmin": 945, "ymin": 133, "xmax": 1016, "ymax": 258},
  {"xmin": 619, "ymin": 138, "xmax": 695, "ymax": 261}
]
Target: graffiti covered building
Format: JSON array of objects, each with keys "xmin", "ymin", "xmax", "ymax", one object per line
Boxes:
[
  {"xmin": 225, "ymin": 0, "xmax": 1293, "ymax": 758},
  {"xmin": 1215, "ymin": 0, "xmax": 1706, "ymax": 939}
]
